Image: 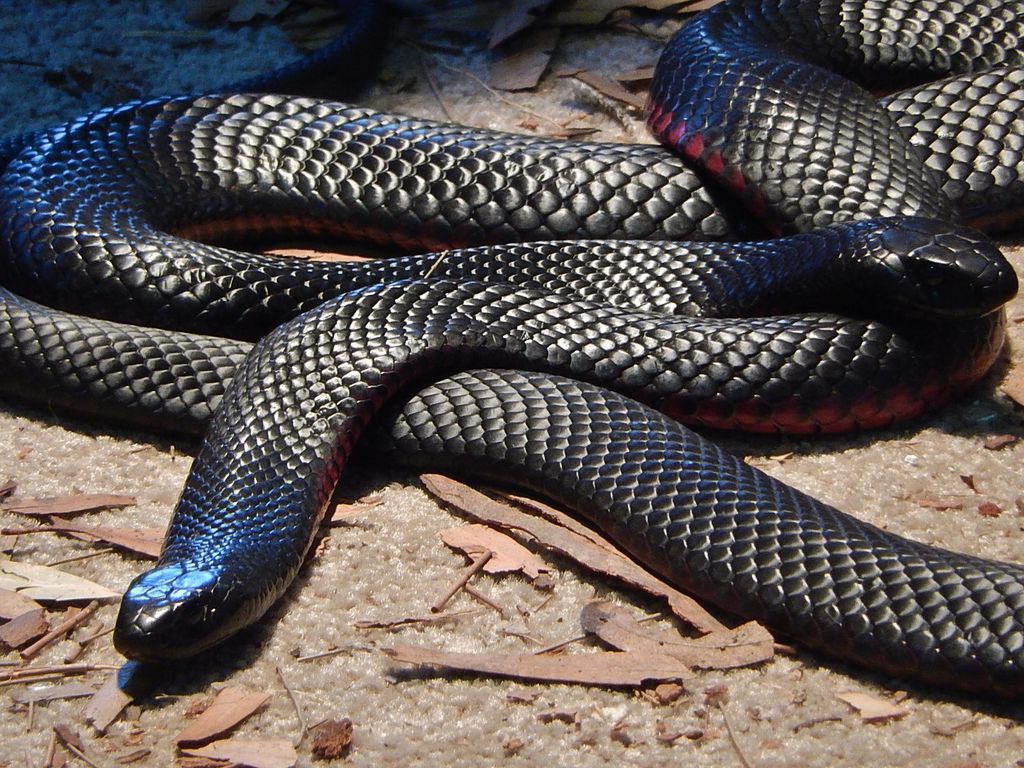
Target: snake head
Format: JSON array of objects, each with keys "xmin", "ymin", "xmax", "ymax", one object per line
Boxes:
[
  {"xmin": 114, "ymin": 562, "xmax": 261, "ymax": 662},
  {"xmin": 868, "ymin": 218, "xmax": 1018, "ymax": 318}
]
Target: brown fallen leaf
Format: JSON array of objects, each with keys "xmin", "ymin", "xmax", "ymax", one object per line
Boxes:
[
  {"xmin": 422, "ymin": 474, "xmax": 727, "ymax": 635},
  {"xmin": 983, "ymin": 434, "xmax": 1019, "ymax": 450},
  {"xmin": 835, "ymin": 691, "xmax": 908, "ymax": 723},
  {"xmin": 384, "ymin": 643, "xmax": 690, "ymax": 686},
  {"xmin": 83, "ymin": 669, "xmax": 135, "ymax": 734},
  {"xmin": 571, "ymin": 70, "xmax": 646, "ymax": 109},
  {"xmin": 353, "ymin": 609, "xmax": 482, "ymax": 631},
  {"xmin": 267, "ymin": 246, "xmax": 375, "ymax": 263},
  {"xmin": 0, "ymin": 607, "xmax": 50, "ymax": 649},
  {"xmin": 908, "ymin": 498, "xmax": 963, "ymax": 511},
  {"xmin": 489, "ymin": 0, "xmax": 555, "ymax": 48},
  {"xmin": 326, "ymin": 497, "xmax": 384, "ymax": 524},
  {"xmin": 0, "ymin": 559, "xmax": 119, "ymax": 603},
  {"xmin": 4, "ymin": 520, "xmax": 163, "ymax": 559},
  {"xmin": 0, "ymin": 586, "xmax": 43, "ymax": 620},
  {"xmin": 11, "ymin": 681, "xmax": 96, "ymax": 705},
  {"xmin": 978, "ymin": 501, "xmax": 1002, "ymax": 518},
  {"xmin": 490, "ymin": 26, "xmax": 560, "ymax": 91},
  {"xmin": 176, "ymin": 686, "xmax": 272, "ymax": 747},
  {"xmin": 115, "ymin": 748, "xmax": 151, "ymax": 765},
  {"xmin": 311, "ymin": 718, "xmax": 354, "ymax": 760},
  {"xmin": 185, "ymin": 0, "xmax": 234, "ymax": 23},
  {"xmin": 179, "ymin": 738, "xmax": 297, "ymax": 768},
  {"xmin": 652, "ymin": 681, "xmax": 686, "ymax": 705},
  {"xmin": 580, "ymin": 600, "xmax": 773, "ymax": 670},
  {"xmin": 1002, "ymin": 365, "xmax": 1024, "ymax": 408},
  {"xmin": 441, "ymin": 524, "xmax": 550, "ymax": 579},
  {"xmin": 550, "ymin": 0, "xmax": 720, "ymax": 26},
  {"xmin": 1, "ymin": 493, "xmax": 135, "ymax": 517},
  {"xmin": 960, "ymin": 474, "xmax": 977, "ymax": 493},
  {"xmin": 226, "ymin": 0, "xmax": 289, "ymax": 23}
]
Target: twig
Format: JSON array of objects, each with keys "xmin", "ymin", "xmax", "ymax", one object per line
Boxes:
[
  {"xmin": 295, "ymin": 647, "xmax": 351, "ymax": 663},
  {"xmin": 411, "ymin": 43, "xmax": 568, "ymax": 134},
  {"xmin": 45, "ymin": 729, "xmax": 57, "ymax": 766},
  {"xmin": 0, "ymin": 662, "xmax": 121, "ymax": 682},
  {"xmin": 419, "ymin": 54, "xmax": 454, "ymax": 122},
  {"xmin": 720, "ymin": 704, "xmax": 754, "ymax": 768},
  {"xmin": 62, "ymin": 741, "xmax": 103, "ymax": 768},
  {"xmin": 463, "ymin": 584, "xmax": 507, "ymax": 617},
  {"xmin": 22, "ymin": 602, "xmax": 100, "ymax": 660},
  {"xmin": 423, "ymin": 250, "xmax": 450, "ymax": 279},
  {"xmin": 65, "ymin": 624, "xmax": 114, "ymax": 663},
  {"xmin": 46, "ymin": 548, "xmax": 114, "ymax": 567},
  {"xmin": 431, "ymin": 551, "xmax": 492, "ymax": 613},
  {"xmin": 276, "ymin": 666, "xmax": 307, "ymax": 748}
]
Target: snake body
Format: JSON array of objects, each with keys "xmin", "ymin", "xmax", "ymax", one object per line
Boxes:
[{"xmin": 1, "ymin": 0, "xmax": 1024, "ymax": 694}]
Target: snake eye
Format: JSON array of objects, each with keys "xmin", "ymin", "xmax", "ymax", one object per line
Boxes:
[{"xmin": 914, "ymin": 260, "xmax": 948, "ymax": 288}]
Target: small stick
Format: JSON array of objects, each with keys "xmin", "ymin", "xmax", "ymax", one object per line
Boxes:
[
  {"xmin": 422, "ymin": 250, "xmax": 450, "ymax": 279},
  {"xmin": 63, "ymin": 741, "xmax": 103, "ymax": 768},
  {"xmin": 46, "ymin": 548, "xmax": 113, "ymax": 567},
  {"xmin": 419, "ymin": 54, "xmax": 455, "ymax": 122},
  {"xmin": 463, "ymin": 584, "xmax": 507, "ymax": 617},
  {"xmin": 22, "ymin": 602, "xmax": 100, "ymax": 660},
  {"xmin": 0, "ymin": 662, "xmax": 119, "ymax": 682},
  {"xmin": 431, "ymin": 551, "xmax": 492, "ymax": 613},
  {"xmin": 276, "ymin": 666, "xmax": 307, "ymax": 747},
  {"xmin": 719, "ymin": 704, "xmax": 754, "ymax": 768}
]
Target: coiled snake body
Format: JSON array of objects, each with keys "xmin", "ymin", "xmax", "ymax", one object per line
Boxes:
[{"xmin": 2, "ymin": 0, "xmax": 1024, "ymax": 695}]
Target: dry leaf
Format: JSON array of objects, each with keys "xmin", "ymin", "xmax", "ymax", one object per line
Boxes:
[
  {"xmin": 978, "ymin": 502, "xmax": 1002, "ymax": 518},
  {"xmin": 185, "ymin": 0, "xmax": 235, "ymax": 23},
  {"xmin": 835, "ymin": 691, "xmax": 907, "ymax": 722},
  {"xmin": 385, "ymin": 644, "xmax": 690, "ymax": 686},
  {"xmin": 983, "ymin": 434, "xmax": 1019, "ymax": 450},
  {"xmin": 490, "ymin": 26, "xmax": 560, "ymax": 91},
  {"xmin": 226, "ymin": 0, "xmax": 289, "ymax": 23},
  {"xmin": 580, "ymin": 601, "xmax": 773, "ymax": 670},
  {"xmin": 179, "ymin": 738, "xmax": 297, "ymax": 768},
  {"xmin": 115, "ymin": 748, "xmax": 151, "ymax": 765},
  {"xmin": 489, "ymin": 0, "xmax": 555, "ymax": 48},
  {"xmin": 1, "ymin": 493, "xmax": 136, "ymax": 516},
  {"xmin": 83, "ymin": 670, "xmax": 135, "ymax": 734},
  {"xmin": 176, "ymin": 687, "xmax": 272, "ymax": 747},
  {"xmin": 1002, "ymin": 365, "xmax": 1024, "ymax": 408},
  {"xmin": 6, "ymin": 521, "xmax": 163, "ymax": 559},
  {"xmin": 441, "ymin": 524, "xmax": 550, "ymax": 579},
  {"xmin": 507, "ymin": 689, "xmax": 541, "ymax": 703},
  {"xmin": 652, "ymin": 681, "xmax": 686, "ymax": 704},
  {"xmin": 537, "ymin": 708, "xmax": 578, "ymax": 724},
  {"xmin": 11, "ymin": 682, "xmax": 95, "ymax": 705},
  {"xmin": 572, "ymin": 70, "xmax": 646, "ymax": 109},
  {"xmin": 311, "ymin": 719, "xmax": 354, "ymax": 760},
  {"xmin": 550, "ymin": 0, "xmax": 716, "ymax": 26},
  {"xmin": 0, "ymin": 587, "xmax": 43, "ymax": 620},
  {"xmin": 422, "ymin": 475, "xmax": 727, "ymax": 634},
  {"xmin": 960, "ymin": 475, "xmax": 978, "ymax": 493},
  {"xmin": 0, "ymin": 607, "xmax": 50, "ymax": 649},
  {"xmin": 909, "ymin": 498, "xmax": 963, "ymax": 511},
  {"xmin": 0, "ymin": 559, "xmax": 118, "ymax": 603}
]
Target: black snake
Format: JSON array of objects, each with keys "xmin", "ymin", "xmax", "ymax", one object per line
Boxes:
[{"xmin": 1, "ymin": 0, "xmax": 1023, "ymax": 695}]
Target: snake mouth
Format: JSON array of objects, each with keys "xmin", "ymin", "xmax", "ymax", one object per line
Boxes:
[{"xmin": 114, "ymin": 563, "xmax": 253, "ymax": 663}]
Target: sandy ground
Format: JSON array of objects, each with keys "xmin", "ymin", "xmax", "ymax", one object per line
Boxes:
[{"xmin": 2, "ymin": 2, "xmax": 1024, "ymax": 766}]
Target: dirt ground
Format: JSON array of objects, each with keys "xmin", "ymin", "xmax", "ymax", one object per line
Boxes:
[{"xmin": 2, "ymin": 2, "xmax": 1024, "ymax": 766}]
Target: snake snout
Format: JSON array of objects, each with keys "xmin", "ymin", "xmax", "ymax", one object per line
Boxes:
[
  {"xmin": 880, "ymin": 220, "xmax": 1018, "ymax": 317},
  {"xmin": 114, "ymin": 563, "xmax": 238, "ymax": 662}
]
